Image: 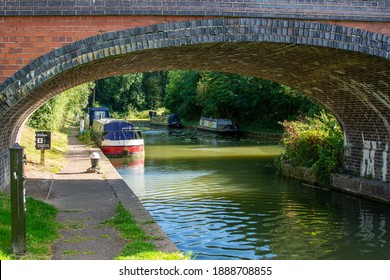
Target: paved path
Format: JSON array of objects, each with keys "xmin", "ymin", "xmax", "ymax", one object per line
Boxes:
[{"xmin": 26, "ymin": 126, "xmax": 178, "ymax": 260}]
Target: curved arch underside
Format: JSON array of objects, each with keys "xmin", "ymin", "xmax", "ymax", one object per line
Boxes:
[{"xmin": 0, "ymin": 18, "xmax": 390, "ymax": 183}]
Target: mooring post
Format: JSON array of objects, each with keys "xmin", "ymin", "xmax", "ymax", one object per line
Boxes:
[{"xmin": 9, "ymin": 143, "xmax": 26, "ymax": 255}]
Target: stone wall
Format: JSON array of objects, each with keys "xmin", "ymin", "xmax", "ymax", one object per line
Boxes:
[
  {"xmin": 281, "ymin": 163, "xmax": 318, "ymax": 186},
  {"xmin": 332, "ymin": 173, "xmax": 390, "ymax": 204},
  {"xmin": 281, "ymin": 162, "xmax": 390, "ymax": 204},
  {"xmin": 0, "ymin": 150, "xmax": 9, "ymax": 191}
]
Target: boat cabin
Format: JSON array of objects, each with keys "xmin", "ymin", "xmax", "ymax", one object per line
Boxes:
[
  {"xmin": 87, "ymin": 107, "xmax": 110, "ymax": 127},
  {"xmin": 198, "ymin": 117, "xmax": 240, "ymax": 134}
]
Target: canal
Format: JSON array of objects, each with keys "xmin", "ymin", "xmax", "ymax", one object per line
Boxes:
[{"xmin": 110, "ymin": 127, "xmax": 390, "ymax": 260}]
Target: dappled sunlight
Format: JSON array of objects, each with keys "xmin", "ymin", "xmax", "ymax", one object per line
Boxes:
[{"xmin": 146, "ymin": 144, "xmax": 283, "ymax": 160}]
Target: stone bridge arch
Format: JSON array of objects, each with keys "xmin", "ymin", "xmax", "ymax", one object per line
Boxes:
[{"xmin": 0, "ymin": 18, "xmax": 389, "ymax": 190}]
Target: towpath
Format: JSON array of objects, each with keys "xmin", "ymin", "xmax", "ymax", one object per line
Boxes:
[{"xmin": 25, "ymin": 126, "xmax": 178, "ymax": 260}]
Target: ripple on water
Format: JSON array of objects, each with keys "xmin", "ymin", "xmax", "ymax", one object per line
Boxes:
[{"xmin": 114, "ymin": 137, "xmax": 390, "ymax": 260}]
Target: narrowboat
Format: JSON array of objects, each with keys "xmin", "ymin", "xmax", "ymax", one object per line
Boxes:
[
  {"xmin": 85, "ymin": 107, "xmax": 110, "ymax": 130},
  {"xmin": 197, "ymin": 117, "xmax": 240, "ymax": 135},
  {"xmin": 91, "ymin": 118, "xmax": 144, "ymax": 156},
  {"xmin": 150, "ymin": 113, "xmax": 183, "ymax": 128}
]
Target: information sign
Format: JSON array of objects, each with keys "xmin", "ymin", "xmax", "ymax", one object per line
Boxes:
[{"xmin": 35, "ymin": 131, "xmax": 51, "ymax": 150}]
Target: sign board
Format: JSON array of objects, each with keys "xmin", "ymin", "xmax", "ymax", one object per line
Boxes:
[{"xmin": 35, "ymin": 131, "xmax": 51, "ymax": 150}]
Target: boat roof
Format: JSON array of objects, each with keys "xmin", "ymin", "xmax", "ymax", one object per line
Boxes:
[
  {"xmin": 200, "ymin": 117, "xmax": 233, "ymax": 125},
  {"xmin": 94, "ymin": 118, "xmax": 130, "ymax": 124},
  {"xmin": 90, "ymin": 107, "xmax": 109, "ymax": 112},
  {"xmin": 94, "ymin": 118, "xmax": 140, "ymax": 129}
]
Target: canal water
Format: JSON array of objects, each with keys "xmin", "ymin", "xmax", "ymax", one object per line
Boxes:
[{"xmin": 110, "ymin": 127, "xmax": 390, "ymax": 260}]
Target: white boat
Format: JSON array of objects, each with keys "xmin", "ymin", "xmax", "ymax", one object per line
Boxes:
[{"xmin": 197, "ymin": 117, "xmax": 240, "ymax": 135}]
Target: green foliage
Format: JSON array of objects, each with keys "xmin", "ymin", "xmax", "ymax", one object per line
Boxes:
[
  {"xmin": 20, "ymin": 125, "xmax": 68, "ymax": 173},
  {"xmin": 0, "ymin": 192, "xmax": 59, "ymax": 260},
  {"xmin": 27, "ymin": 83, "xmax": 93, "ymax": 131},
  {"xmin": 90, "ymin": 70, "xmax": 320, "ymax": 131},
  {"xmin": 164, "ymin": 71, "xmax": 321, "ymax": 129},
  {"xmin": 91, "ymin": 71, "xmax": 168, "ymax": 117},
  {"xmin": 142, "ymin": 71, "xmax": 168, "ymax": 110},
  {"xmin": 94, "ymin": 74, "xmax": 144, "ymax": 115},
  {"xmin": 77, "ymin": 130, "xmax": 94, "ymax": 146},
  {"xmin": 279, "ymin": 111, "xmax": 344, "ymax": 186},
  {"xmin": 165, "ymin": 70, "xmax": 202, "ymax": 120}
]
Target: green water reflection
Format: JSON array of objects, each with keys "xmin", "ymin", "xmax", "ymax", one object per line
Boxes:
[{"xmin": 111, "ymin": 128, "xmax": 390, "ymax": 260}]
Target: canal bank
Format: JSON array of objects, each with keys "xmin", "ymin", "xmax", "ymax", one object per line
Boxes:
[
  {"xmin": 281, "ymin": 162, "xmax": 390, "ymax": 205},
  {"xmin": 25, "ymin": 126, "xmax": 179, "ymax": 260}
]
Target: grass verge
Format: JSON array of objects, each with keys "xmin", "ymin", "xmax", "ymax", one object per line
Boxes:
[
  {"xmin": 0, "ymin": 192, "xmax": 59, "ymax": 260},
  {"xmin": 107, "ymin": 203, "xmax": 190, "ymax": 260},
  {"xmin": 20, "ymin": 125, "xmax": 70, "ymax": 173}
]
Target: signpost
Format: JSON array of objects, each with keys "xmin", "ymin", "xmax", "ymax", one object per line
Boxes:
[{"xmin": 35, "ymin": 131, "xmax": 51, "ymax": 165}]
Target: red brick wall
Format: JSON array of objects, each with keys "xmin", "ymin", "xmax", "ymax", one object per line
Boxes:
[
  {"xmin": 1, "ymin": 17, "xmax": 389, "ymax": 191},
  {"xmin": 0, "ymin": 15, "xmax": 205, "ymax": 83},
  {"xmin": 1, "ymin": 16, "xmax": 389, "ymax": 84},
  {"xmin": 322, "ymin": 20, "xmax": 390, "ymax": 37}
]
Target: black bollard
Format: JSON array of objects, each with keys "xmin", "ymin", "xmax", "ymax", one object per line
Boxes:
[{"xmin": 9, "ymin": 143, "xmax": 26, "ymax": 255}]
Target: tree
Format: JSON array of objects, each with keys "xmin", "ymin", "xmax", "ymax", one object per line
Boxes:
[
  {"xmin": 142, "ymin": 71, "xmax": 168, "ymax": 110},
  {"xmin": 196, "ymin": 71, "xmax": 322, "ymax": 129},
  {"xmin": 165, "ymin": 70, "xmax": 202, "ymax": 120},
  {"xmin": 94, "ymin": 74, "xmax": 144, "ymax": 114},
  {"xmin": 27, "ymin": 83, "xmax": 93, "ymax": 131}
]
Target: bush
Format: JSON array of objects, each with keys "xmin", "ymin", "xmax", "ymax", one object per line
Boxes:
[
  {"xmin": 27, "ymin": 83, "xmax": 93, "ymax": 131},
  {"xmin": 278, "ymin": 111, "xmax": 344, "ymax": 186},
  {"xmin": 77, "ymin": 130, "xmax": 94, "ymax": 146}
]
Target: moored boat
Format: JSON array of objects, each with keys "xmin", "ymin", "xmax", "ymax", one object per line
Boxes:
[
  {"xmin": 85, "ymin": 107, "xmax": 110, "ymax": 130},
  {"xmin": 197, "ymin": 117, "xmax": 240, "ymax": 135},
  {"xmin": 91, "ymin": 118, "xmax": 144, "ymax": 156},
  {"xmin": 150, "ymin": 113, "xmax": 183, "ymax": 128}
]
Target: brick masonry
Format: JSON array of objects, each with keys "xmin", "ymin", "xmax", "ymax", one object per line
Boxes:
[
  {"xmin": 0, "ymin": 151, "xmax": 9, "ymax": 191},
  {"xmin": 0, "ymin": 1, "xmax": 389, "ymax": 197},
  {"xmin": 0, "ymin": 18, "xmax": 389, "ymax": 192},
  {"xmin": 0, "ymin": 15, "xmax": 203, "ymax": 83},
  {"xmin": 0, "ymin": 18, "xmax": 389, "ymax": 83},
  {"xmin": 1, "ymin": 1, "xmax": 389, "ymax": 82},
  {"xmin": 0, "ymin": 0, "xmax": 390, "ymax": 82},
  {"xmin": 0, "ymin": 0, "xmax": 389, "ymax": 22}
]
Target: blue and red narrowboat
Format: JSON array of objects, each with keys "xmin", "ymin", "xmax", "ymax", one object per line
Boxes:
[{"xmin": 91, "ymin": 118, "xmax": 144, "ymax": 156}]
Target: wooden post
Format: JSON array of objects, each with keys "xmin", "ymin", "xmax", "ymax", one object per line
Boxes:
[{"xmin": 40, "ymin": 149, "xmax": 45, "ymax": 166}]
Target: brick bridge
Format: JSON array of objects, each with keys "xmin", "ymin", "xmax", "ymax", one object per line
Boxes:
[{"xmin": 0, "ymin": 1, "xmax": 390, "ymax": 201}]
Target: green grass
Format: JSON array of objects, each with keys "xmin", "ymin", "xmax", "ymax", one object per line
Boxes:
[
  {"xmin": 62, "ymin": 250, "xmax": 96, "ymax": 256},
  {"xmin": 0, "ymin": 192, "xmax": 59, "ymax": 260},
  {"xmin": 107, "ymin": 203, "xmax": 190, "ymax": 260},
  {"xmin": 20, "ymin": 125, "xmax": 69, "ymax": 173}
]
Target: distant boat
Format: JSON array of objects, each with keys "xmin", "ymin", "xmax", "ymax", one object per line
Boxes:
[
  {"xmin": 91, "ymin": 118, "xmax": 144, "ymax": 156},
  {"xmin": 150, "ymin": 113, "xmax": 183, "ymax": 128},
  {"xmin": 85, "ymin": 107, "xmax": 110, "ymax": 130},
  {"xmin": 197, "ymin": 117, "xmax": 240, "ymax": 135}
]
